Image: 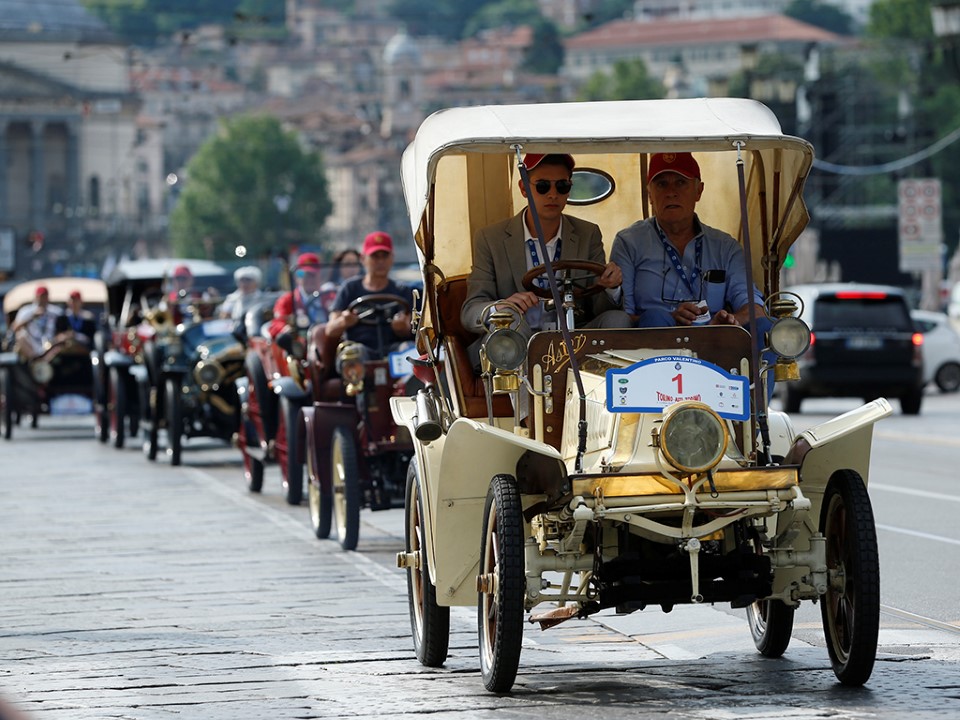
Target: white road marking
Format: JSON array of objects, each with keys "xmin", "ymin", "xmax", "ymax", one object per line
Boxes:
[
  {"xmin": 876, "ymin": 523, "xmax": 960, "ymax": 546},
  {"xmin": 870, "ymin": 482, "xmax": 960, "ymax": 503}
]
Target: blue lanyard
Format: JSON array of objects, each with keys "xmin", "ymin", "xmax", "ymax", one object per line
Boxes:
[
  {"xmin": 655, "ymin": 221, "xmax": 702, "ymax": 299},
  {"xmin": 526, "ymin": 237, "xmax": 562, "ymax": 289},
  {"xmin": 69, "ymin": 314, "xmax": 83, "ymax": 331}
]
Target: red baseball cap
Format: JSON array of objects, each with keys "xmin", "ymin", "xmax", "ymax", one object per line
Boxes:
[
  {"xmin": 69, "ymin": 290, "xmax": 82, "ymax": 300},
  {"xmin": 296, "ymin": 252, "xmax": 322, "ymax": 271},
  {"xmin": 173, "ymin": 264, "xmax": 193, "ymax": 278},
  {"xmin": 647, "ymin": 152, "xmax": 701, "ymax": 183},
  {"xmin": 523, "ymin": 153, "xmax": 575, "ymax": 173},
  {"xmin": 35, "ymin": 285, "xmax": 49, "ymax": 297},
  {"xmin": 362, "ymin": 231, "xmax": 393, "ymax": 255}
]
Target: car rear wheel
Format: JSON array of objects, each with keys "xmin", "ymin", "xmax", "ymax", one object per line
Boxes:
[
  {"xmin": 747, "ymin": 598, "xmax": 795, "ymax": 658},
  {"xmin": 899, "ymin": 386, "xmax": 923, "ymax": 415},
  {"xmin": 405, "ymin": 459, "xmax": 449, "ymax": 667},
  {"xmin": 934, "ymin": 362, "xmax": 960, "ymax": 393},
  {"xmin": 1, "ymin": 368, "xmax": 13, "ymax": 440},
  {"xmin": 110, "ymin": 367, "xmax": 127, "ymax": 449},
  {"xmin": 331, "ymin": 426, "xmax": 360, "ymax": 551},
  {"xmin": 782, "ymin": 386, "xmax": 803, "ymax": 414},
  {"xmin": 240, "ymin": 418, "xmax": 264, "ymax": 492},
  {"xmin": 478, "ymin": 474, "xmax": 525, "ymax": 693},
  {"xmin": 275, "ymin": 395, "xmax": 303, "ymax": 505},
  {"xmin": 820, "ymin": 469, "xmax": 880, "ymax": 686},
  {"xmin": 308, "ymin": 438, "xmax": 332, "ymax": 539},
  {"xmin": 165, "ymin": 378, "xmax": 183, "ymax": 466},
  {"xmin": 144, "ymin": 383, "xmax": 160, "ymax": 461},
  {"xmin": 94, "ymin": 364, "xmax": 109, "ymax": 443}
]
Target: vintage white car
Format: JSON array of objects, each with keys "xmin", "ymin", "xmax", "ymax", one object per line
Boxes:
[{"xmin": 390, "ymin": 98, "xmax": 891, "ymax": 693}]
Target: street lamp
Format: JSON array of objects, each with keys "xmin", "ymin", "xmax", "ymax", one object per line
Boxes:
[{"xmin": 932, "ymin": 1, "xmax": 960, "ymax": 73}]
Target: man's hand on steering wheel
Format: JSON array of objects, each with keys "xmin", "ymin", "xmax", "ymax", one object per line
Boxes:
[{"xmin": 500, "ymin": 291, "xmax": 539, "ymax": 314}]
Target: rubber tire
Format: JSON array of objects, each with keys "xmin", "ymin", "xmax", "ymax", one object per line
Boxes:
[
  {"xmin": 934, "ymin": 362, "xmax": 960, "ymax": 393},
  {"xmin": 1, "ymin": 368, "xmax": 12, "ymax": 440},
  {"xmin": 899, "ymin": 386, "xmax": 923, "ymax": 416},
  {"xmin": 241, "ymin": 419, "xmax": 264, "ymax": 492},
  {"xmin": 145, "ymin": 382, "xmax": 160, "ymax": 461},
  {"xmin": 782, "ymin": 386, "xmax": 803, "ymax": 414},
  {"xmin": 747, "ymin": 599, "xmax": 796, "ymax": 658},
  {"xmin": 405, "ymin": 459, "xmax": 450, "ymax": 667},
  {"xmin": 308, "ymin": 435, "xmax": 332, "ymax": 539},
  {"xmin": 165, "ymin": 378, "xmax": 183, "ymax": 467},
  {"xmin": 95, "ymin": 364, "xmax": 109, "ymax": 443},
  {"xmin": 247, "ymin": 351, "xmax": 277, "ymax": 441},
  {"xmin": 276, "ymin": 395, "xmax": 303, "ymax": 505},
  {"xmin": 478, "ymin": 474, "xmax": 525, "ymax": 694},
  {"xmin": 331, "ymin": 426, "xmax": 360, "ymax": 551},
  {"xmin": 820, "ymin": 469, "xmax": 880, "ymax": 686},
  {"xmin": 110, "ymin": 367, "xmax": 127, "ymax": 449}
]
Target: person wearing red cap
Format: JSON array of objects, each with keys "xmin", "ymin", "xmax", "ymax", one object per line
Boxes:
[
  {"xmin": 54, "ymin": 290, "xmax": 97, "ymax": 347},
  {"xmin": 267, "ymin": 252, "xmax": 329, "ymax": 340},
  {"xmin": 12, "ymin": 285, "xmax": 62, "ymax": 360},
  {"xmin": 461, "ymin": 152, "xmax": 627, "ymax": 348},
  {"xmin": 325, "ymin": 231, "xmax": 414, "ymax": 358},
  {"xmin": 611, "ymin": 151, "xmax": 768, "ymax": 330}
]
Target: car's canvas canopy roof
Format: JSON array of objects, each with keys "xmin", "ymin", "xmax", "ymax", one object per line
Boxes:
[
  {"xmin": 105, "ymin": 258, "xmax": 228, "ymax": 285},
  {"xmin": 400, "ymin": 97, "xmax": 814, "ymax": 292},
  {"xmin": 3, "ymin": 277, "xmax": 107, "ymax": 317}
]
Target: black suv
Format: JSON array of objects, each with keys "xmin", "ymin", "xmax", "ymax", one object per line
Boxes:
[{"xmin": 782, "ymin": 283, "xmax": 924, "ymax": 415}]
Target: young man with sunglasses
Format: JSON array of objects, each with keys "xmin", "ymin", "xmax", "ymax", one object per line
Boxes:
[
  {"xmin": 610, "ymin": 152, "xmax": 768, "ymax": 331},
  {"xmin": 461, "ymin": 153, "xmax": 627, "ymax": 349}
]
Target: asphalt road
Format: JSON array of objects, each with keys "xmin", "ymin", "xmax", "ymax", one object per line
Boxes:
[{"xmin": 1, "ymin": 392, "xmax": 959, "ymax": 719}]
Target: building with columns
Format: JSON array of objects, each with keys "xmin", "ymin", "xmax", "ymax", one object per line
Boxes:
[{"xmin": 0, "ymin": 0, "xmax": 144, "ymax": 278}]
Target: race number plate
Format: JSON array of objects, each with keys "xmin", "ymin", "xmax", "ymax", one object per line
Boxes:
[
  {"xmin": 388, "ymin": 348, "xmax": 418, "ymax": 378},
  {"xmin": 605, "ymin": 355, "xmax": 750, "ymax": 421}
]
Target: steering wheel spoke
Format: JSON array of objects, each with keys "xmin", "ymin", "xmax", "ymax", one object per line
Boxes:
[{"xmin": 521, "ymin": 261, "xmax": 607, "ymax": 300}]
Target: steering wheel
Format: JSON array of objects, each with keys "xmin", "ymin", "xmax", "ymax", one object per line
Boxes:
[
  {"xmin": 521, "ymin": 260, "xmax": 607, "ymax": 300},
  {"xmin": 347, "ymin": 294, "xmax": 411, "ymax": 326}
]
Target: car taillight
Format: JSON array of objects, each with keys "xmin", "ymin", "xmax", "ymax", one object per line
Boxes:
[
  {"xmin": 833, "ymin": 291, "xmax": 888, "ymax": 300},
  {"xmin": 912, "ymin": 332, "xmax": 923, "ymax": 366}
]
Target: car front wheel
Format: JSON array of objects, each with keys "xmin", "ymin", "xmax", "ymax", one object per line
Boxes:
[
  {"xmin": 820, "ymin": 469, "xmax": 880, "ymax": 686},
  {"xmin": 478, "ymin": 474, "xmax": 525, "ymax": 693},
  {"xmin": 331, "ymin": 426, "xmax": 360, "ymax": 551},
  {"xmin": 900, "ymin": 386, "xmax": 923, "ymax": 415}
]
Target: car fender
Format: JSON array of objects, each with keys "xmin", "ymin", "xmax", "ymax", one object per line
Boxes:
[
  {"xmin": 784, "ymin": 398, "xmax": 892, "ymax": 507},
  {"xmin": 427, "ymin": 415, "xmax": 562, "ymax": 607}
]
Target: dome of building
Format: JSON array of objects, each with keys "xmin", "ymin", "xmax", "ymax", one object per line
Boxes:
[
  {"xmin": 383, "ymin": 31, "xmax": 420, "ymax": 67},
  {"xmin": 0, "ymin": 0, "xmax": 114, "ymax": 42}
]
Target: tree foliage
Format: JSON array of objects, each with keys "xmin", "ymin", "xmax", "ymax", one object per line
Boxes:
[
  {"xmin": 168, "ymin": 115, "xmax": 332, "ymax": 260},
  {"xmin": 82, "ymin": 0, "xmax": 284, "ymax": 44},
  {"xmin": 867, "ymin": 0, "xmax": 934, "ymax": 40},
  {"xmin": 388, "ymin": 0, "xmax": 496, "ymax": 40},
  {"xmin": 784, "ymin": 0, "xmax": 854, "ymax": 35},
  {"xmin": 577, "ymin": 58, "xmax": 665, "ymax": 102}
]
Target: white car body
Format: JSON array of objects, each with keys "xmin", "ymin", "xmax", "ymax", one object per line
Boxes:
[{"xmin": 912, "ymin": 309, "xmax": 960, "ymax": 392}]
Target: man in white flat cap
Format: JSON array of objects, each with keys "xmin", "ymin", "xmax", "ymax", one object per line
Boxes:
[{"xmin": 220, "ymin": 266, "xmax": 264, "ymax": 321}]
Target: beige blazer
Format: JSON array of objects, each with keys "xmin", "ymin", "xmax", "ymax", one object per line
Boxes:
[{"xmin": 461, "ymin": 210, "xmax": 618, "ymax": 334}]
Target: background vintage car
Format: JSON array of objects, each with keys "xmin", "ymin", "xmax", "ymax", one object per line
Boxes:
[
  {"xmin": 98, "ymin": 258, "xmax": 236, "ymax": 451},
  {"xmin": 1, "ymin": 276, "xmax": 107, "ymax": 438},
  {"xmin": 911, "ymin": 309, "xmax": 960, "ymax": 393}
]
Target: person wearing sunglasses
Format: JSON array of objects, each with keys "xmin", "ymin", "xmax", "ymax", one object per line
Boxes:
[{"xmin": 461, "ymin": 152, "xmax": 628, "ymax": 353}]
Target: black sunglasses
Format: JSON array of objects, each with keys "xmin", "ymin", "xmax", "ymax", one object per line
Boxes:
[{"xmin": 533, "ymin": 179, "xmax": 572, "ymax": 195}]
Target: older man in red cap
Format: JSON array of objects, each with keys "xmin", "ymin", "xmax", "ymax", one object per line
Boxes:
[
  {"xmin": 268, "ymin": 252, "xmax": 328, "ymax": 340},
  {"xmin": 325, "ymin": 231, "xmax": 413, "ymax": 358},
  {"xmin": 610, "ymin": 151, "xmax": 767, "ymax": 330},
  {"xmin": 461, "ymin": 152, "xmax": 627, "ymax": 349},
  {"xmin": 12, "ymin": 285, "xmax": 62, "ymax": 359}
]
